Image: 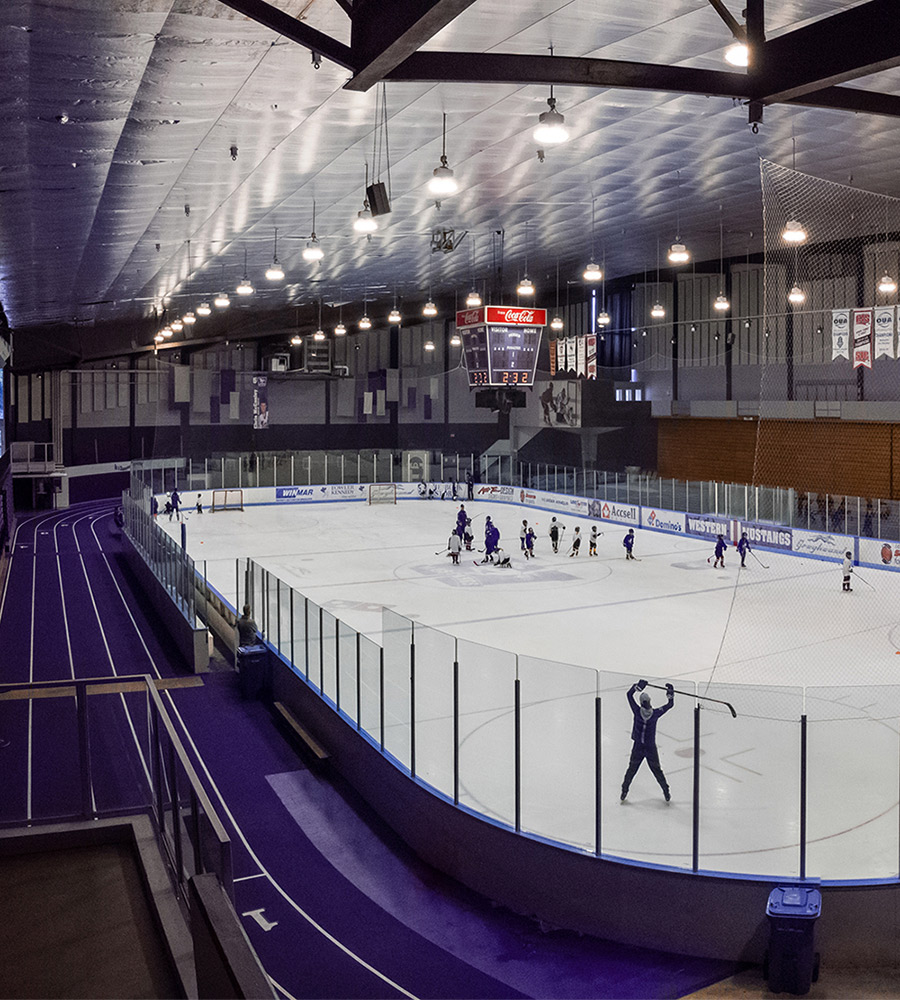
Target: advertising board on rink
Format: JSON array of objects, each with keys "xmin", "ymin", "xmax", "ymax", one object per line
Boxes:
[
  {"xmin": 791, "ymin": 528, "xmax": 854, "ymax": 560},
  {"xmin": 859, "ymin": 537, "xmax": 900, "ymax": 569},
  {"xmin": 591, "ymin": 500, "xmax": 639, "ymax": 525},
  {"xmin": 737, "ymin": 521, "xmax": 793, "ymax": 551},
  {"xmin": 475, "ymin": 485, "xmax": 516, "ymax": 501},
  {"xmin": 641, "ymin": 508, "xmax": 685, "ymax": 533},
  {"xmin": 685, "ymin": 513, "xmax": 733, "ymax": 539}
]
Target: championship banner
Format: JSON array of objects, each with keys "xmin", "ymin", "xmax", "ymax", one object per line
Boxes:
[
  {"xmin": 586, "ymin": 334, "xmax": 597, "ymax": 379},
  {"xmin": 555, "ymin": 339, "xmax": 565, "ymax": 373},
  {"xmin": 874, "ymin": 305, "xmax": 896, "ymax": 359},
  {"xmin": 831, "ymin": 309, "xmax": 850, "ymax": 360},
  {"xmin": 566, "ymin": 335, "xmax": 577, "ymax": 372},
  {"xmin": 852, "ymin": 309, "xmax": 873, "ymax": 369},
  {"xmin": 549, "ymin": 340, "xmax": 557, "ymax": 376},
  {"xmin": 576, "ymin": 335, "xmax": 587, "ymax": 377}
]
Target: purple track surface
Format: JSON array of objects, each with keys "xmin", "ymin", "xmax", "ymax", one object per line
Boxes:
[{"xmin": 0, "ymin": 502, "xmax": 743, "ymax": 999}]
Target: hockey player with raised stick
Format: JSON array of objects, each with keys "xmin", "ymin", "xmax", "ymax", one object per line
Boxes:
[{"xmin": 621, "ymin": 679, "xmax": 673, "ymax": 803}]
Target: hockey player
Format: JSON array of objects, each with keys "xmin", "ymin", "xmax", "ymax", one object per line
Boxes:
[
  {"xmin": 589, "ymin": 525, "xmax": 601, "ymax": 556},
  {"xmin": 164, "ymin": 497, "xmax": 174, "ymax": 521},
  {"xmin": 519, "ymin": 520, "xmax": 529, "ymax": 551},
  {"xmin": 569, "ymin": 526, "xmax": 582, "ymax": 557},
  {"xmin": 490, "ymin": 547, "xmax": 512, "ymax": 568},
  {"xmin": 736, "ymin": 532, "xmax": 751, "ymax": 568},
  {"xmin": 524, "ymin": 526, "xmax": 536, "ymax": 558},
  {"xmin": 842, "ymin": 550, "xmax": 854, "ymax": 592},
  {"xmin": 171, "ymin": 488, "xmax": 182, "ymax": 521},
  {"xmin": 621, "ymin": 679, "xmax": 673, "ymax": 803},
  {"xmin": 482, "ymin": 517, "xmax": 500, "ymax": 562},
  {"xmin": 196, "ymin": 493, "xmax": 203, "ymax": 514},
  {"xmin": 456, "ymin": 505, "xmax": 469, "ymax": 538},
  {"xmin": 549, "ymin": 517, "xmax": 565, "ymax": 553},
  {"xmin": 447, "ymin": 531, "xmax": 462, "ymax": 565},
  {"xmin": 623, "ymin": 528, "xmax": 636, "ymax": 560},
  {"xmin": 713, "ymin": 534, "xmax": 728, "ymax": 569}
]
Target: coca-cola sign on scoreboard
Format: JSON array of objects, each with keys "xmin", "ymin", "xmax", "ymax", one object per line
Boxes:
[{"xmin": 456, "ymin": 305, "xmax": 545, "ymax": 386}]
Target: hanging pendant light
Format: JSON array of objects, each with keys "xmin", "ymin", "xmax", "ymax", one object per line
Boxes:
[
  {"xmin": 359, "ymin": 285, "xmax": 372, "ymax": 329},
  {"xmin": 214, "ymin": 292, "xmax": 230, "ymax": 309},
  {"xmin": 879, "ymin": 273, "xmax": 897, "ymax": 294},
  {"xmin": 313, "ymin": 329, "xmax": 326, "ymax": 341},
  {"xmin": 550, "ymin": 258, "xmax": 564, "ymax": 331},
  {"xmin": 182, "ymin": 310, "xmax": 196, "ymax": 325},
  {"xmin": 650, "ymin": 302, "xmax": 665, "ymax": 319},
  {"xmin": 788, "ymin": 285, "xmax": 806, "ymax": 304},
  {"xmin": 667, "ymin": 241, "xmax": 689, "ymax": 264},
  {"xmin": 302, "ymin": 204, "xmax": 325, "ymax": 262},
  {"xmin": 517, "ymin": 276, "xmax": 534, "ymax": 296},
  {"xmin": 196, "ymin": 302, "xmax": 211, "ymax": 317},
  {"xmin": 596, "ymin": 309, "xmax": 611, "ymax": 327},
  {"xmin": 466, "ymin": 289, "xmax": 482, "ymax": 307},
  {"xmin": 335, "ymin": 321, "xmax": 347, "ymax": 336},
  {"xmin": 450, "ymin": 332, "xmax": 461, "ymax": 347},
  {"xmin": 354, "ymin": 203, "xmax": 378, "ymax": 233},
  {"xmin": 266, "ymin": 229, "xmax": 285, "ymax": 280},
  {"xmin": 388, "ymin": 306, "xmax": 402, "ymax": 324},
  {"xmin": 781, "ymin": 219, "xmax": 807, "ymax": 244},
  {"xmin": 237, "ymin": 247, "xmax": 254, "ymax": 295},
  {"xmin": 423, "ymin": 300, "xmax": 438, "ymax": 317},
  {"xmin": 171, "ymin": 318, "xmax": 183, "ymax": 333},
  {"xmin": 161, "ymin": 326, "xmax": 173, "ymax": 338},
  {"xmin": 428, "ymin": 113, "xmax": 459, "ymax": 196},
  {"xmin": 583, "ymin": 262, "xmax": 603, "ymax": 282},
  {"xmin": 291, "ymin": 334, "xmax": 302, "ymax": 346},
  {"xmin": 724, "ymin": 41, "xmax": 749, "ymax": 67},
  {"xmin": 154, "ymin": 333, "xmax": 165, "ymax": 343},
  {"xmin": 550, "ymin": 315, "xmax": 564, "ymax": 331},
  {"xmin": 713, "ymin": 215, "xmax": 730, "ymax": 312},
  {"xmin": 533, "ymin": 48, "xmax": 569, "ymax": 144}
]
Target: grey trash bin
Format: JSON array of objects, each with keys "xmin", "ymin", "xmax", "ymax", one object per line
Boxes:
[
  {"xmin": 765, "ymin": 885, "xmax": 821, "ymax": 995},
  {"xmin": 237, "ymin": 644, "xmax": 269, "ymax": 700}
]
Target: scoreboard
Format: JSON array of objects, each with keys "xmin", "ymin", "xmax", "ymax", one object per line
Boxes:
[{"xmin": 456, "ymin": 306, "xmax": 545, "ymax": 387}]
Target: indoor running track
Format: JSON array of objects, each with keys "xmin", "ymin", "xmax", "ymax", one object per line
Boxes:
[{"xmin": 0, "ymin": 502, "xmax": 740, "ymax": 1000}]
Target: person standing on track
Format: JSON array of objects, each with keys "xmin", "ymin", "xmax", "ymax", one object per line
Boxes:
[
  {"xmin": 621, "ymin": 679, "xmax": 674, "ymax": 803},
  {"xmin": 736, "ymin": 532, "xmax": 751, "ymax": 568},
  {"xmin": 623, "ymin": 528, "xmax": 636, "ymax": 560}
]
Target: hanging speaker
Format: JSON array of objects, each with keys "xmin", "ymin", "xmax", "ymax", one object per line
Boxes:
[{"xmin": 366, "ymin": 181, "xmax": 391, "ymax": 217}]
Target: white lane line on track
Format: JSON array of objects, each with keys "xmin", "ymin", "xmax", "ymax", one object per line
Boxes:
[{"xmin": 86, "ymin": 512, "xmax": 418, "ymax": 1000}]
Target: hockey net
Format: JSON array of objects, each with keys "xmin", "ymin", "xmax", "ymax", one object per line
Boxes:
[
  {"xmin": 211, "ymin": 488, "xmax": 244, "ymax": 512},
  {"xmin": 368, "ymin": 483, "xmax": 397, "ymax": 505}
]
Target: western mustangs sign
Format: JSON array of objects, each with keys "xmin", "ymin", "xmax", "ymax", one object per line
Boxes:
[
  {"xmin": 738, "ymin": 521, "xmax": 793, "ymax": 551},
  {"xmin": 686, "ymin": 514, "xmax": 732, "ymax": 539}
]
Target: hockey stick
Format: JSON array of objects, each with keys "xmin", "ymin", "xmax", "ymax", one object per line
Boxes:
[
  {"xmin": 853, "ymin": 570, "xmax": 877, "ymax": 591},
  {"xmin": 750, "ymin": 550, "xmax": 769, "ymax": 569},
  {"xmin": 644, "ymin": 683, "xmax": 737, "ymax": 718}
]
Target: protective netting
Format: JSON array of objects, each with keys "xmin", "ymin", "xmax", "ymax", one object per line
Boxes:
[{"xmin": 706, "ymin": 159, "xmax": 900, "ymax": 716}]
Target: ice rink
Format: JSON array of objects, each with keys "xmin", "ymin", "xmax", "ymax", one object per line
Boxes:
[{"xmin": 164, "ymin": 496, "xmax": 900, "ymax": 881}]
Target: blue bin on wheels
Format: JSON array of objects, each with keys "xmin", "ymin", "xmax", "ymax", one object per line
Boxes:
[
  {"xmin": 765, "ymin": 885, "xmax": 821, "ymax": 995},
  {"xmin": 237, "ymin": 644, "xmax": 269, "ymax": 700}
]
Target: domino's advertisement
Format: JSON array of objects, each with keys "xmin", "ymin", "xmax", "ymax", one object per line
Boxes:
[{"xmin": 641, "ymin": 508, "xmax": 685, "ymax": 534}]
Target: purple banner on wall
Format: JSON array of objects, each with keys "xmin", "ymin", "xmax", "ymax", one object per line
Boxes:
[
  {"xmin": 252, "ymin": 375, "xmax": 268, "ymax": 429},
  {"xmin": 685, "ymin": 513, "xmax": 732, "ymax": 539},
  {"xmin": 738, "ymin": 521, "xmax": 793, "ymax": 551}
]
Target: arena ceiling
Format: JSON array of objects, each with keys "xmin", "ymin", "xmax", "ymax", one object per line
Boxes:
[{"xmin": 2, "ymin": 0, "xmax": 899, "ymax": 363}]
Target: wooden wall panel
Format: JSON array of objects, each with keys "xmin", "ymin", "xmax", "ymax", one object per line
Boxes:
[{"xmin": 659, "ymin": 419, "xmax": 897, "ymax": 497}]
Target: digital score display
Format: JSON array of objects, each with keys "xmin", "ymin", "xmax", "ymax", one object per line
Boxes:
[{"xmin": 457, "ymin": 306, "xmax": 545, "ymax": 388}]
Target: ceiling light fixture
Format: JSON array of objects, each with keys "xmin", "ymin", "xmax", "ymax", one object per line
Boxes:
[
  {"xmin": 388, "ymin": 305, "xmax": 402, "ymax": 324},
  {"xmin": 302, "ymin": 204, "xmax": 324, "ymax": 262},
  {"xmin": 879, "ymin": 273, "xmax": 897, "ymax": 294},
  {"xmin": 428, "ymin": 113, "xmax": 459, "ymax": 197},
  {"xmin": 583, "ymin": 262, "xmax": 602, "ymax": 282},
  {"xmin": 291, "ymin": 334, "xmax": 302, "ymax": 346},
  {"xmin": 466, "ymin": 234, "xmax": 481, "ymax": 307},
  {"xmin": 214, "ymin": 290, "xmax": 230, "ymax": 309},
  {"xmin": 651, "ymin": 236, "xmax": 665, "ymax": 319},
  {"xmin": 359, "ymin": 285, "xmax": 372, "ymax": 330},
  {"xmin": 354, "ymin": 204, "xmax": 378, "ymax": 233},
  {"xmin": 161, "ymin": 326, "xmax": 173, "ymax": 338},
  {"xmin": 465, "ymin": 289, "xmax": 482, "ymax": 307},
  {"xmin": 533, "ymin": 50, "xmax": 569, "ymax": 145},
  {"xmin": 170, "ymin": 318, "xmax": 183, "ymax": 333},
  {"xmin": 196, "ymin": 302, "xmax": 211, "ymax": 317},
  {"xmin": 335, "ymin": 321, "xmax": 347, "ymax": 336},
  {"xmin": 182, "ymin": 310, "xmax": 196, "ymax": 325},
  {"xmin": 266, "ymin": 228, "xmax": 285, "ymax": 280},
  {"xmin": 423, "ymin": 299, "xmax": 437, "ymax": 317},
  {"xmin": 714, "ymin": 212, "xmax": 730, "ymax": 312},
  {"xmin": 450, "ymin": 332, "xmax": 461, "ymax": 347},
  {"xmin": 667, "ymin": 170, "xmax": 690, "ymax": 264},
  {"xmin": 237, "ymin": 247, "xmax": 254, "ymax": 295},
  {"xmin": 424, "ymin": 338, "xmax": 435, "ymax": 352},
  {"xmin": 314, "ymin": 329, "xmax": 326, "ymax": 341},
  {"xmin": 788, "ymin": 284, "xmax": 806, "ymax": 305},
  {"xmin": 154, "ymin": 333, "xmax": 164, "ymax": 343},
  {"xmin": 551, "ymin": 258, "xmax": 564, "ymax": 331},
  {"xmin": 596, "ymin": 246, "xmax": 611, "ymax": 327},
  {"xmin": 781, "ymin": 219, "xmax": 807, "ymax": 244},
  {"xmin": 724, "ymin": 42, "xmax": 749, "ymax": 67},
  {"xmin": 517, "ymin": 223, "xmax": 534, "ymax": 296}
]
